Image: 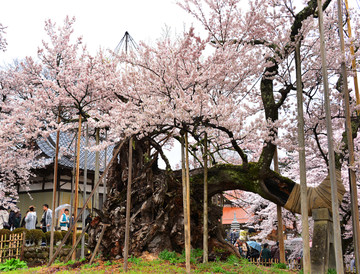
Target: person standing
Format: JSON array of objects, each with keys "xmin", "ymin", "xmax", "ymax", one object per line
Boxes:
[
  {"xmin": 0, "ymin": 206, "xmax": 10, "ymax": 229},
  {"xmin": 260, "ymin": 243, "xmax": 272, "ymax": 263},
  {"xmin": 25, "ymin": 206, "xmax": 37, "ymax": 230},
  {"xmin": 40, "ymin": 204, "xmax": 52, "ymax": 232},
  {"xmin": 271, "ymin": 241, "xmax": 280, "ymax": 262},
  {"xmin": 59, "ymin": 209, "xmax": 70, "ymax": 231}
]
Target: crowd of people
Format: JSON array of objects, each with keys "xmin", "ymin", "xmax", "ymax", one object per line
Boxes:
[
  {"xmin": 228, "ymin": 228, "xmax": 281, "ymax": 263},
  {"xmin": 0, "ymin": 204, "xmax": 92, "ymax": 233}
]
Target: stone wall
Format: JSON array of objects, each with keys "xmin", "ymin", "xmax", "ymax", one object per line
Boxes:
[{"xmin": 23, "ymin": 247, "xmax": 89, "ymax": 266}]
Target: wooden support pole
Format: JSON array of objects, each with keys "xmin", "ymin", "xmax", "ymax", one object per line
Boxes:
[
  {"xmin": 72, "ymin": 113, "xmax": 82, "ymax": 261},
  {"xmin": 317, "ymin": 2, "xmax": 344, "ymax": 272},
  {"xmin": 344, "ymin": 0, "xmax": 360, "ymax": 112},
  {"xmin": 181, "ymin": 132, "xmax": 190, "ymax": 274},
  {"xmin": 50, "ymin": 109, "xmax": 61, "ymax": 259},
  {"xmin": 273, "ymin": 148, "xmax": 285, "ymax": 264},
  {"xmin": 336, "ymin": 1, "xmax": 360, "ymax": 272},
  {"xmin": 103, "ymin": 130, "xmax": 108, "ymax": 205},
  {"xmin": 123, "ymin": 137, "xmax": 133, "ymax": 272},
  {"xmin": 203, "ymin": 132, "xmax": 208, "ymax": 263},
  {"xmin": 81, "ymin": 125, "xmax": 89, "ymax": 259},
  {"xmin": 94, "ymin": 128, "xmax": 100, "ymax": 214},
  {"xmin": 89, "ymin": 224, "xmax": 109, "ymax": 265},
  {"xmin": 47, "ymin": 139, "xmax": 125, "ymax": 267},
  {"xmin": 295, "ymin": 41, "xmax": 311, "ymax": 273},
  {"xmin": 185, "ymin": 132, "xmax": 191, "ymax": 274},
  {"xmin": 65, "ymin": 223, "xmax": 90, "ymax": 262}
]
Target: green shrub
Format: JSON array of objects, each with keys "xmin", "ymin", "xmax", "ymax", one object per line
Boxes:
[
  {"xmin": 25, "ymin": 229, "xmax": 45, "ymax": 244},
  {"xmin": 327, "ymin": 269, "xmax": 337, "ymax": 274},
  {"xmin": 0, "ymin": 258, "xmax": 27, "ymax": 272},
  {"xmin": 226, "ymin": 254, "xmax": 241, "ymax": 265},
  {"xmin": 0, "ymin": 229, "xmax": 11, "ymax": 239},
  {"xmin": 272, "ymin": 262, "xmax": 287, "ymax": 269},
  {"xmin": 159, "ymin": 249, "xmax": 179, "ymax": 261},
  {"xmin": 44, "ymin": 231, "xmax": 63, "ymax": 244},
  {"xmin": 128, "ymin": 255, "xmax": 142, "ymax": 265},
  {"xmin": 11, "ymin": 227, "xmax": 28, "ymax": 235}
]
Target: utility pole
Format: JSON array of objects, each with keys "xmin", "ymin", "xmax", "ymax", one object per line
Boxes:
[
  {"xmin": 295, "ymin": 41, "xmax": 311, "ymax": 273},
  {"xmin": 336, "ymin": 0, "xmax": 360, "ymax": 272},
  {"xmin": 317, "ymin": 1, "xmax": 344, "ymax": 272}
]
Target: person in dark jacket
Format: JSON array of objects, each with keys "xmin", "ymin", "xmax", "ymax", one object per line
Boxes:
[
  {"xmin": 260, "ymin": 243, "xmax": 272, "ymax": 262},
  {"xmin": 271, "ymin": 242, "xmax": 280, "ymax": 262}
]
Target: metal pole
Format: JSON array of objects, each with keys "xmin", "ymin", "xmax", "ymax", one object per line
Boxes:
[
  {"xmin": 81, "ymin": 125, "xmax": 89, "ymax": 259},
  {"xmin": 295, "ymin": 41, "xmax": 311, "ymax": 273},
  {"xmin": 50, "ymin": 109, "xmax": 61, "ymax": 259},
  {"xmin": 203, "ymin": 132, "xmax": 208, "ymax": 263},
  {"xmin": 317, "ymin": 1, "xmax": 344, "ymax": 272},
  {"xmin": 273, "ymin": 148, "xmax": 285, "ymax": 264},
  {"xmin": 72, "ymin": 114, "xmax": 82, "ymax": 261},
  {"xmin": 123, "ymin": 137, "xmax": 133, "ymax": 272},
  {"xmin": 184, "ymin": 132, "xmax": 191, "ymax": 274},
  {"xmin": 336, "ymin": 1, "xmax": 360, "ymax": 272}
]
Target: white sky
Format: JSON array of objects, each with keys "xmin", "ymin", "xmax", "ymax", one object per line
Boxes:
[{"xmin": 0, "ymin": 0, "xmax": 198, "ymax": 65}]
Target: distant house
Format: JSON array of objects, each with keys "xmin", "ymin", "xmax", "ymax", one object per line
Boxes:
[
  {"xmin": 221, "ymin": 191, "xmax": 250, "ymax": 228},
  {"xmin": 17, "ymin": 131, "xmax": 113, "ymax": 223}
]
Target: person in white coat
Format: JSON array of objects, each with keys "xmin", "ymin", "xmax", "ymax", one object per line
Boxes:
[
  {"xmin": 0, "ymin": 206, "xmax": 10, "ymax": 229},
  {"xmin": 25, "ymin": 206, "xmax": 37, "ymax": 230}
]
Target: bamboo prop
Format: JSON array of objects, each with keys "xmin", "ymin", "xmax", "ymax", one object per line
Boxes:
[
  {"xmin": 344, "ymin": 0, "xmax": 360, "ymax": 113},
  {"xmin": 317, "ymin": 2, "xmax": 344, "ymax": 272},
  {"xmin": 65, "ymin": 223, "xmax": 90, "ymax": 262},
  {"xmin": 184, "ymin": 132, "xmax": 191, "ymax": 274},
  {"xmin": 273, "ymin": 148, "xmax": 285, "ymax": 264},
  {"xmin": 89, "ymin": 223, "xmax": 109, "ymax": 265},
  {"xmin": 203, "ymin": 132, "xmax": 209, "ymax": 263},
  {"xmin": 47, "ymin": 139, "xmax": 126, "ymax": 267},
  {"xmin": 123, "ymin": 137, "xmax": 133, "ymax": 272},
  {"xmin": 72, "ymin": 114, "xmax": 83, "ymax": 261},
  {"xmin": 81, "ymin": 125, "xmax": 89, "ymax": 259},
  {"xmin": 336, "ymin": 1, "xmax": 360, "ymax": 272},
  {"xmin": 50, "ymin": 109, "xmax": 61, "ymax": 259},
  {"xmin": 295, "ymin": 41, "xmax": 311, "ymax": 274}
]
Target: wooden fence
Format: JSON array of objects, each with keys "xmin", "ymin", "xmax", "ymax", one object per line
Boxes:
[
  {"xmin": 248, "ymin": 258, "xmax": 302, "ymax": 269},
  {"xmin": 0, "ymin": 233, "xmax": 25, "ymax": 263}
]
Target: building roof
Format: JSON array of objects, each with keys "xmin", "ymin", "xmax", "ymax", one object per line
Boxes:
[
  {"xmin": 37, "ymin": 131, "xmax": 114, "ymax": 172},
  {"xmin": 222, "ymin": 206, "xmax": 249, "ymax": 225}
]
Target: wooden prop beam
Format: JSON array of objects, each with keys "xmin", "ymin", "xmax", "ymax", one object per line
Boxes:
[
  {"xmin": 50, "ymin": 109, "xmax": 61, "ymax": 258},
  {"xmin": 123, "ymin": 137, "xmax": 133, "ymax": 272},
  {"xmin": 203, "ymin": 132, "xmax": 208, "ymax": 263},
  {"xmin": 89, "ymin": 224, "xmax": 109, "ymax": 265},
  {"xmin": 65, "ymin": 223, "xmax": 90, "ymax": 262},
  {"xmin": 317, "ymin": 2, "xmax": 344, "ymax": 272},
  {"xmin": 295, "ymin": 41, "xmax": 311, "ymax": 274},
  {"xmin": 47, "ymin": 139, "xmax": 125, "ymax": 267}
]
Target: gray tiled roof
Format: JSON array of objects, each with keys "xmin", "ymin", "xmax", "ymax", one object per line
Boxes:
[{"xmin": 37, "ymin": 132, "xmax": 114, "ymax": 172}]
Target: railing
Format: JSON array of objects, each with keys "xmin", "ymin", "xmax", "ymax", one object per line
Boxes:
[
  {"xmin": 248, "ymin": 258, "xmax": 302, "ymax": 270},
  {"xmin": 0, "ymin": 233, "xmax": 25, "ymax": 263}
]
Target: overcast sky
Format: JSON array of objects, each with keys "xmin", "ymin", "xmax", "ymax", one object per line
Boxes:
[{"xmin": 0, "ymin": 0, "xmax": 198, "ymax": 65}]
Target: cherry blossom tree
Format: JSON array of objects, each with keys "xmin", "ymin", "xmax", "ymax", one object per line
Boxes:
[{"xmin": 1, "ymin": 0, "xmax": 360, "ymax": 259}]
